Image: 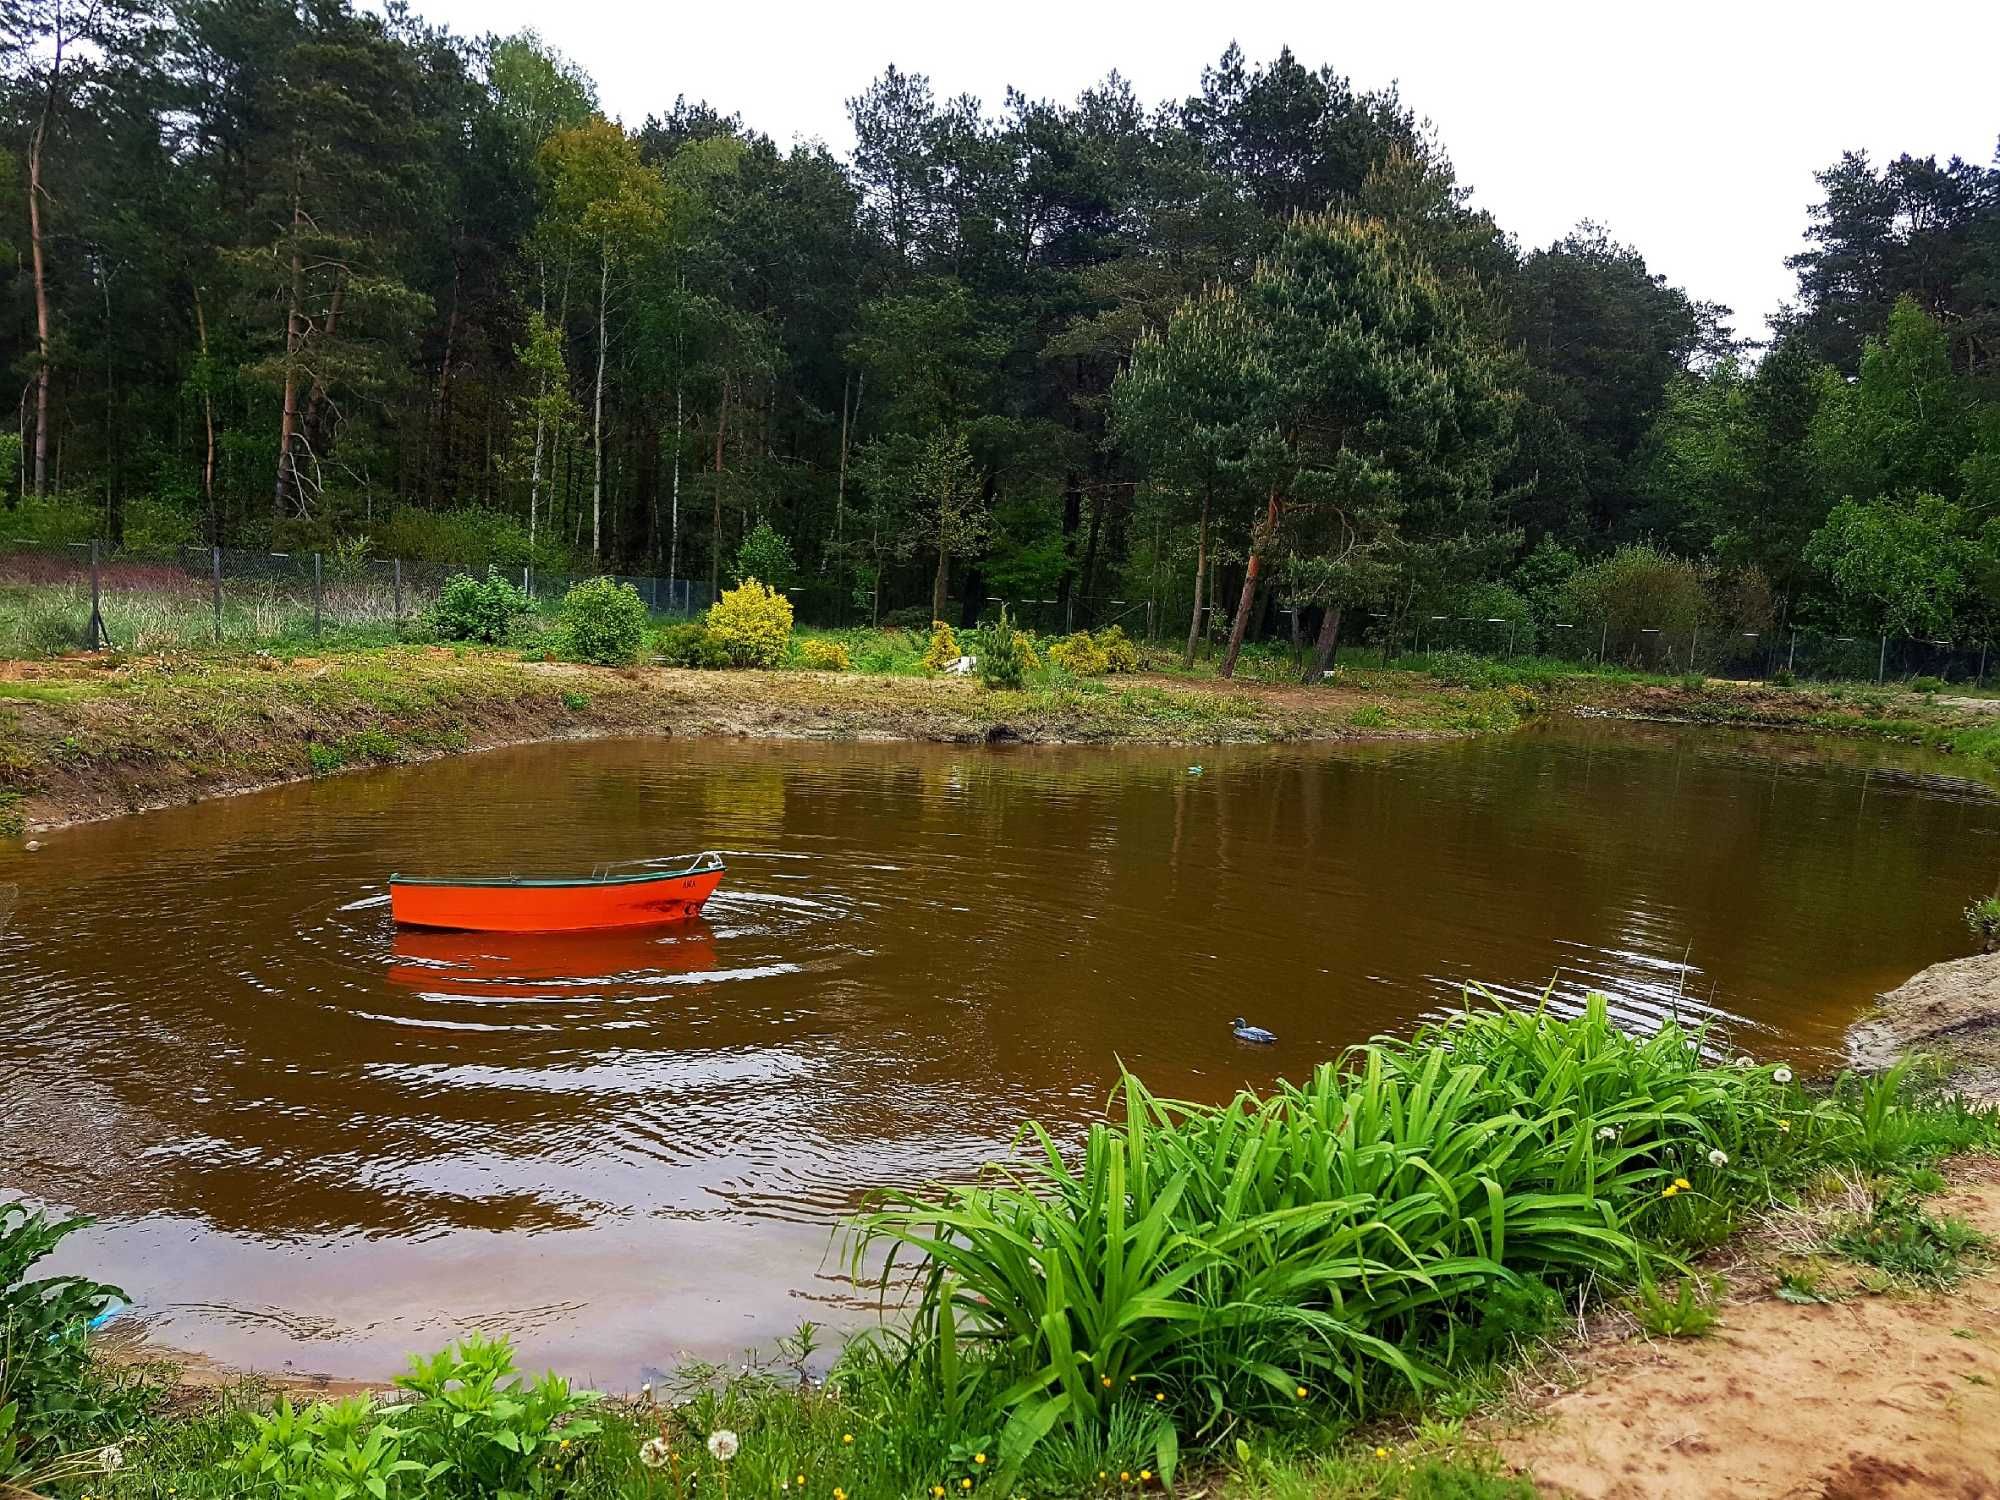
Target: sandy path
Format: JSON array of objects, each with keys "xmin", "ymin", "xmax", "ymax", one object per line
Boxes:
[{"xmin": 1500, "ymin": 1165, "xmax": 2000, "ymax": 1499}]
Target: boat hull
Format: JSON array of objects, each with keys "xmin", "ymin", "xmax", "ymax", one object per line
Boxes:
[{"xmin": 389, "ymin": 868, "xmax": 724, "ymax": 932}]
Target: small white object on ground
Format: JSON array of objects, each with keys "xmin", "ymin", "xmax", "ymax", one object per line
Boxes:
[
  {"xmin": 944, "ymin": 655, "xmax": 977, "ymax": 675},
  {"xmin": 23, "ymin": 840, "xmax": 41, "ymax": 852}
]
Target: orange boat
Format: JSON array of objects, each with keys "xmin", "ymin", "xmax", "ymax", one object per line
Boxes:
[{"xmin": 389, "ymin": 851, "xmax": 725, "ymax": 933}]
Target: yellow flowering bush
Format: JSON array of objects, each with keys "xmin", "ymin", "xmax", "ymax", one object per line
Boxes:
[
  {"xmin": 919, "ymin": 620, "xmax": 961, "ymax": 673},
  {"xmin": 797, "ymin": 638, "xmax": 852, "ymax": 671},
  {"xmin": 705, "ymin": 578, "xmax": 794, "ymax": 667},
  {"xmin": 1047, "ymin": 631, "xmax": 1110, "ymax": 676},
  {"xmin": 1096, "ymin": 624, "xmax": 1140, "ymax": 673}
]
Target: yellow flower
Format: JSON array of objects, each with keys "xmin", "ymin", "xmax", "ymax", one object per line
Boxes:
[
  {"xmin": 1295, "ymin": 1385, "xmax": 1307, "ymax": 1399},
  {"xmin": 843, "ymin": 1433, "xmax": 854, "ymax": 1445},
  {"xmin": 559, "ymin": 1439, "xmax": 570, "ymax": 1451},
  {"xmin": 1120, "ymin": 1472, "xmax": 1132, "ymax": 1483},
  {"xmin": 1140, "ymin": 1470, "xmax": 1153, "ymax": 1482},
  {"xmin": 1661, "ymin": 1184, "xmax": 1679, "ymax": 1198},
  {"xmin": 1099, "ymin": 1473, "xmax": 1108, "ymax": 1482},
  {"xmin": 836, "ymin": 1491, "xmax": 847, "ymax": 1500},
  {"xmin": 934, "ymin": 1487, "xmax": 947, "ymax": 1497},
  {"xmin": 962, "ymin": 1479, "xmax": 974, "ymax": 1491},
  {"xmin": 797, "ymin": 1475, "xmax": 807, "ymax": 1487},
  {"xmin": 975, "ymin": 1454, "xmax": 987, "ymax": 1466},
  {"xmin": 1777, "ymin": 1119, "xmax": 1791, "ymax": 1133},
  {"xmin": 1101, "ymin": 1374, "xmax": 1113, "ymax": 1388},
  {"xmin": 1154, "ymin": 1392, "xmax": 1165, "ymax": 1402},
  {"xmin": 1674, "ymin": 1177, "xmax": 1691, "ymax": 1190},
  {"xmin": 1375, "ymin": 1447, "xmax": 1390, "ymax": 1459}
]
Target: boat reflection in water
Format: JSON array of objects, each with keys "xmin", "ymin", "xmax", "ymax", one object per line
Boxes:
[{"xmin": 387, "ymin": 920, "xmax": 721, "ymax": 1000}]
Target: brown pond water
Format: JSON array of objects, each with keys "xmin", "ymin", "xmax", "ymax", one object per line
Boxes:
[{"xmin": 3, "ymin": 721, "xmax": 1996, "ymax": 1384}]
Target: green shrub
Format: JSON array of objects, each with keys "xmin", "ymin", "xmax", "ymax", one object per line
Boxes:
[
  {"xmin": 654, "ymin": 619, "xmax": 732, "ymax": 669},
  {"xmin": 233, "ymin": 1333, "xmax": 598, "ymax": 1500},
  {"xmin": 556, "ymin": 576, "xmax": 648, "ymax": 666},
  {"xmin": 797, "ymin": 638, "xmax": 852, "ymax": 671},
  {"xmin": 2, "ymin": 1201, "xmax": 135, "ymax": 1473},
  {"xmin": 428, "ymin": 566, "xmax": 531, "ymax": 644},
  {"xmin": 1095, "ymin": 623, "xmax": 1140, "ymax": 673},
  {"xmin": 1770, "ymin": 666, "xmax": 1797, "ymax": 687},
  {"xmin": 120, "ymin": 498, "xmax": 200, "ymax": 557},
  {"xmin": 919, "ymin": 620, "xmax": 961, "ymax": 673},
  {"xmin": 1047, "ymin": 631, "xmax": 1110, "ymax": 675},
  {"xmin": 1967, "ymin": 895, "xmax": 2000, "ymax": 953},
  {"xmin": 706, "ymin": 578, "xmax": 794, "ymax": 667},
  {"xmin": 560, "ymin": 689, "xmax": 589, "ymax": 711},
  {"xmin": 979, "ymin": 605, "xmax": 1027, "ymax": 689},
  {"xmin": 1911, "ymin": 675, "xmax": 1946, "ymax": 695},
  {"xmin": 732, "ymin": 521, "xmax": 797, "ymax": 591}
]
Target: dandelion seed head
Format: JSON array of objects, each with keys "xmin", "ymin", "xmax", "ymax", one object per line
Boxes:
[
  {"xmin": 706, "ymin": 1429, "xmax": 739, "ymax": 1463},
  {"xmin": 1708, "ymin": 1148, "xmax": 1729, "ymax": 1167},
  {"xmin": 639, "ymin": 1437, "xmax": 671, "ymax": 1470},
  {"xmin": 1773, "ymin": 1067, "xmax": 1793, "ymax": 1085}
]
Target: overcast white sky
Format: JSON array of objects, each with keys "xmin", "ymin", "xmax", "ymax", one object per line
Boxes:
[{"xmin": 409, "ymin": 0, "xmax": 1999, "ymax": 341}]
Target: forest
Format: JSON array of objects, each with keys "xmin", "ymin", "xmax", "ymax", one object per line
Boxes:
[{"xmin": 1, "ymin": 0, "xmax": 1997, "ymax": 668}]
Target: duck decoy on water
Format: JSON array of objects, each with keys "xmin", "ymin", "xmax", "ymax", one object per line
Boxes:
[{"xmin": 1231, "ymin": 1017, "xmax": 1277, "ymax": 1044}]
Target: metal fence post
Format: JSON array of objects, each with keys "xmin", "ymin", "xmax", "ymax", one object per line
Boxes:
[
  {"xmin": 1981, "ymin": 642, "xmax": 1989, "ymax": 691},
  {"xmin": 1597, "ymin": 621, "xmax": 1607, "ymax": 667},
  {"xmin": 212, "ymin": 545, "xmax": 223, "ymax": 643},
  {"xmin": 86, "ymin": 539, "xmax": 109, "ymax": 650},
  {"xmin": 1877, "ymin": 634, "xmax": 1887, "ymax": 685},
  {"xmin": 1689, "ymin": 625, "xmax": 1699, "ymax": 674},
  {"xmin": 313, "ymin": 551, "xmax": 323, "ymax": 640},
  {"xmin": 1788, "ymin": 631, "xmax": 1797, "ymax": 675},
  {"xmin": 393, "ymin": 557, "xmax": 403, "ymax": 620}
]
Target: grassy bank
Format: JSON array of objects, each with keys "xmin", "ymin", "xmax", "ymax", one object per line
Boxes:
[
  {"xmin": 4, "ymin": 628, "xmax": 1998, "ymax": 834},
  {"xmin": 7, "ymin": 1000, "xmax": 1995, "ymax": 1499},
  {"xmin": 0, "ymin": 641, "xmax": 1528, "ymax": 832}
]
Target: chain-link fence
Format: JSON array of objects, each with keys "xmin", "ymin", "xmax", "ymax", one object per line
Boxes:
[
  {"xmin": 1350, "ymin": 612, "xmax": 1991, "ymax": 687},
  {"xmin": 0, "ymin": 540, "xmax": 716, "ymax": 657}
]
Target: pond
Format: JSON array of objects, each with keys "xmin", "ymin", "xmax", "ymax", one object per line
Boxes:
[{"xmin": 3, "ymin": 720, "xmax": 1995, "ymax": 1382}]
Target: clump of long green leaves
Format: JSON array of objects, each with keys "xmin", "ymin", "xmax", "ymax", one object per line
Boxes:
[{"xmin": 852, "ymin": 994, "xmax": 1998, "ymax": 1478}]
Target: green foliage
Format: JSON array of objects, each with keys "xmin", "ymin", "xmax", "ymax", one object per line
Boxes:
[
  {"xmin": 1047, "ymin": 632, "xmax": 1110, "ymax": 676},
  {"xmin": 796, "ymin": 638, "xmax": 851, "ymax": 671},
  {"xmin": 1, "ymin": 1201, "xmax": 132, "ymax": 1474},
  {"xmin": 654, "ymin": 621, "xmax": 732, "ymax": 669},
  {"xmin": 733, "ymin": 523, "xmax": 798, "ymax": 591},
  {"xmin": 1562, "ymin": 542, "xmax": 1712, "ymax": 635},
  {"xmin": 1966, "ymin": 895, "xmax": 2000, "ymax": 953},
  {"xmin": 1630, "ymin": 1274, "xmax": 1721, "ymax": 1338},
  {"xmin": 706, "ymin": 579, "xmax": 795, "ymax": 668},
  {"xmin": 854, "ymin": 994, "xmax": 1968, "ymax": 1469},
  {"xmin": 233, "ymin": 1334, "xmax": 597, "ymax": 1500},
  {"xmin": 1096, "ymin": 625, "xmax": 1140, "ymax": 674},
  {"xmin": 556, "ymin": 578, "xmax": 648, "ymax": 666},
  {"xmin": 560, "ymin": 690, "xmax": 590, "ymax": 711},
  {"xmin": 919, "ymin": 620, "xmax": 961, "ymax": 673},
  {"xmin": 120, "ymin": 499, "xmax": 201, "ymax": 558},
  {"xmin": 1805, "ymin": 492, "xmax": 1982, "ymax": 639},
  {"xmin": 429, "ymin": 567, "xmax": 532, "ymax": 644},
  {"xmin": 979, "ymin": 605, "xmax": 1027, "ymax": 689},
  {"xmin": 1830, "ymin": 1194, "xmax": 1988, "ymax": 1287}
]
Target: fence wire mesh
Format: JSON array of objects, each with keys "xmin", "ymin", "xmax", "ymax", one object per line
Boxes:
[{"xmin": 0, "ymin": 541, "xmax": 715, "ymax": 657}]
